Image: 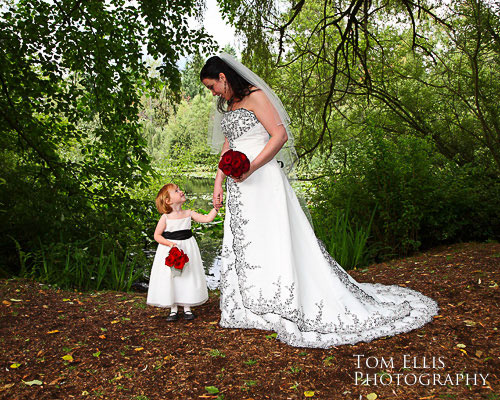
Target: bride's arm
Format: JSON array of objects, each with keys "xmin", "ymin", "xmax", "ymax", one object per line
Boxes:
[
  {"xmin": 213, "ymin": 137, "xmax": 230, "ymax": 208},
  {"xmin": 234, "ymin": 90, "xmax": 287, "ymax": 182}
]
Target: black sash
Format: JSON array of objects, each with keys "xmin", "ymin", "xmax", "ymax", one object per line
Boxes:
[{"xmin": 161, "ymin": 230, "xmax": 193, "ymax": 240}]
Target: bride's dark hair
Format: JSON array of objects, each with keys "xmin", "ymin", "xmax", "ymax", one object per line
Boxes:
[{"xmin": 200, "ymin": 56, "xmax": 254, "ymax": 113}]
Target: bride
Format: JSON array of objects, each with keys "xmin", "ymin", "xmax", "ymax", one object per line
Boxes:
[{"xmin": 200, "ymin": 53, "xmax": 438, "ymax": 349}]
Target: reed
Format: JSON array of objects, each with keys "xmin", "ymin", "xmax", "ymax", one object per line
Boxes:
[
  {"xmin": 17, "ymin": 238, "xmax": 142, "ymax": 292},
  {"xmin": 316, "ymin": 206, "xmax": 376, "ymax": 270}
]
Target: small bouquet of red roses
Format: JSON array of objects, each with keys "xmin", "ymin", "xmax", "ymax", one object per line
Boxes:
[
  {"xmin": 218, "ymin": 149, "xmax": 250, "ymax": 178},
  {"xmin": 165, "ymin": 247, "xmax": 189, "ymax": 276}
]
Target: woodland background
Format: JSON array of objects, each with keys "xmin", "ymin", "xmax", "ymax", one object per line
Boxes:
[{"xmin": 1, "ymin": 0, "xmax": 499, "ymax": 290}]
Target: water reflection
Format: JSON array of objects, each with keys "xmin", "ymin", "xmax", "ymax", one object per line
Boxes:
[{"xmin": 206, "ymin": 256, "xmax": 221, "ymax": 290}]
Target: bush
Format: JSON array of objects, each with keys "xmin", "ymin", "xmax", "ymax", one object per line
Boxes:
[{"xmin": 310, "ymin": 127, "xmax": 500, "ymax": 260}]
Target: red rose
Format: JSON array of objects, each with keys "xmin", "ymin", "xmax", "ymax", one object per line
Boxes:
[
  {"xmin": 232, "ymin": 168, "xmax": 243, "ymax": 178},
  {"xmin": 170, "ymin": 247, "xmax": 180, "ymax": 257},
  {"xmin": 231, "ymin": 156, "xmax": 242, "ymax": 169},
  {"xmin": 242, "ymin": 159, "xmax": 250, "ymax": 172},
  {"xmin": 174, "ymin": 259, "xmax": 183, "ymax": 269},
  {"xmin": 222, "ymin": 150, "xmax": 233, "ymax": 165},
  {"xmin": 218, "ymin": 159, "xmax": 227, "ymax": 170},
  {"xmin": 221, "ymin": 165, "xmax": 232, "ymax": 176}
]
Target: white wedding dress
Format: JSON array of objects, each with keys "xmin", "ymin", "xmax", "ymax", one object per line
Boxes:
[{"xmin": 219, "ymin": 108, "xmax": 439, "ymax": 349}]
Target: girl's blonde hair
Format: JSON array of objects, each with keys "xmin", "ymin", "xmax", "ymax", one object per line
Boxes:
[{"xmin": 155, "ymin": 183, "xmax": 176, "ymax": 214}]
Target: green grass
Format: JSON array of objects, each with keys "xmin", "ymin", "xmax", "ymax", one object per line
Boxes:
[{"xmin": 208, "ymin": 349, "xmax": 226, "ymax": 358}]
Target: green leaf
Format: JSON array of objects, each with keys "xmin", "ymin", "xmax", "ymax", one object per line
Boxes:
[{"xmin": 205, "ymin": 386, "xmax": 220, "ymax": 394}]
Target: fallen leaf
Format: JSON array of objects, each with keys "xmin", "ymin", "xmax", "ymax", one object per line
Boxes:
[
  {"xmin": 9, "ymin": 299, "xmax": 22, "ymax": 302},
  {"xmin": 49, "ymin": 377, "xmax": 64, "ymax": 385},
  {"xmin": 10, "ymin": 363, "xmax": 21, "ymax": 369},
  {"xmin": 0, "ymin": 383, "xmax": 15, "ymax": 391},
  {"xmin": 2, "ymin": 300, "xmax": 11, "ymax": 306},
  {"xmin": 111, "ymin": 320, "xmax": 119, "ymax": 324},
  {"xmin": 134, "ymin": 347, "xmax": 144, "ymax": 352},
  {"xmin": 367, "ymin": 393, "xmax": 378, "ymax": 400},
  {"xmin": 456, "ymin": 344, "xmax": 466, "ymax": 348},
  {"xmin": 62, "ymin": 299, "xmax": 71, "ymax": 302},
  {"xmin": 99, "ymin": 335, "xmax": 106, "ymax": 339},
  {"xmin": 475, "ymin": 350, "xmax": 484, "ymax": 358},
  {"xmin": 464, "ymin": 320, "xmax": 476, "ymax": 327},
  {"xmin": 23, "ymin": 380, "xmax": 43, "ymax": 386},
  {"xmin": 62, "ymin": 355, "xmax": 74, "ymax": 362},
  {"xmin": 304, "ymin": 391, "xmax": 315, "ymax": 397}
]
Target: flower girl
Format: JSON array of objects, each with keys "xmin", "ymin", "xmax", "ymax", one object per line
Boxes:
[{"xmin": 147, "ymin": 183, "xmax": 219, "ymax": 321}]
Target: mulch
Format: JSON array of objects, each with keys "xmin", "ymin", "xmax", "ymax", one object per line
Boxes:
[{"xmin": 0, "ymin": 242, "xmax": 499, "ymax": 400}]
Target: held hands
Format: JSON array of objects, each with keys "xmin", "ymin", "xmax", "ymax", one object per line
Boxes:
[{"xmin": 213, "ymin": 185, "xmax": 224, "ymax": 209}]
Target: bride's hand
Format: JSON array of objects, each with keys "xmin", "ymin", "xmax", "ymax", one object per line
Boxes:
[{"xmin": 232, "ymin": 166, "xmax": 254, "ymax": 183}]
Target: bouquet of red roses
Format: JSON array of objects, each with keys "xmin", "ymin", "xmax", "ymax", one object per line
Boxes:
[
  {"xmin": 218, "ymin": 149, "xmax": 250, "ymax": 178},
  {"xmin": 165, "ymin": 247, "xmax": 189, "ymax": 275}
]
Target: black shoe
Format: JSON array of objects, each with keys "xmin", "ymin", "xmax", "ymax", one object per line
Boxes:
[
  {"xmin": 166, "ymin": 312, "xmax": 178, "ymax": 322},
  {"xmin": 183, "ymin": 311, "xmax": 196, "ymax": 320}
]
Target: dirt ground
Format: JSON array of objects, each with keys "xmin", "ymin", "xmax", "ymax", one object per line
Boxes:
[{"xmin": 0, "ymin": 242, "xmax": 499, "ymax": 400}]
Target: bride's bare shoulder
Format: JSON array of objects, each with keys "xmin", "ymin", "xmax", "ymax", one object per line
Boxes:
[{"xmin": 246, "ymin": 88, "xmax": 269, "ymax": 108}]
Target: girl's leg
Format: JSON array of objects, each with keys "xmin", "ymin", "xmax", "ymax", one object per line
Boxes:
[
  {"xmin": 183, "ymin": 305, "xmax": 195, "ymax": 320},
  {"xmin": 166, "ymin": 305, "xmax": 178, "ymax": 322}
]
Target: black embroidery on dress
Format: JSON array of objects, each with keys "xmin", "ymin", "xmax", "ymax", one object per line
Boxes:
[
  {"xmin": 221, "ymin": 108, "xmax": 259, "ymax": 147},
  {"xmin": 218, "ymin": 110, "xmax": 439, "ymax": 348}
]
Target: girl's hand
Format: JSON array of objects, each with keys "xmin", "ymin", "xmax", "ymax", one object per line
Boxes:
[
  {"xmin": 169, "ymin": 242, "xmax": 177, "ymax": 248},
  {"xmin": 213, "ymin": 185, "xmax": 224, "ymax": 209}
]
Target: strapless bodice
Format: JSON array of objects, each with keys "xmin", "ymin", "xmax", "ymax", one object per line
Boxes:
[{"xmin": 221, "ymin": 109, "xmax": 270, "ymax": 157}]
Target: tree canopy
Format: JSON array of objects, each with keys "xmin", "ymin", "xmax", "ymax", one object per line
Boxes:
[{"xmin": 0, "ymin": 0, "xmax": 216, "ymax": 272}]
